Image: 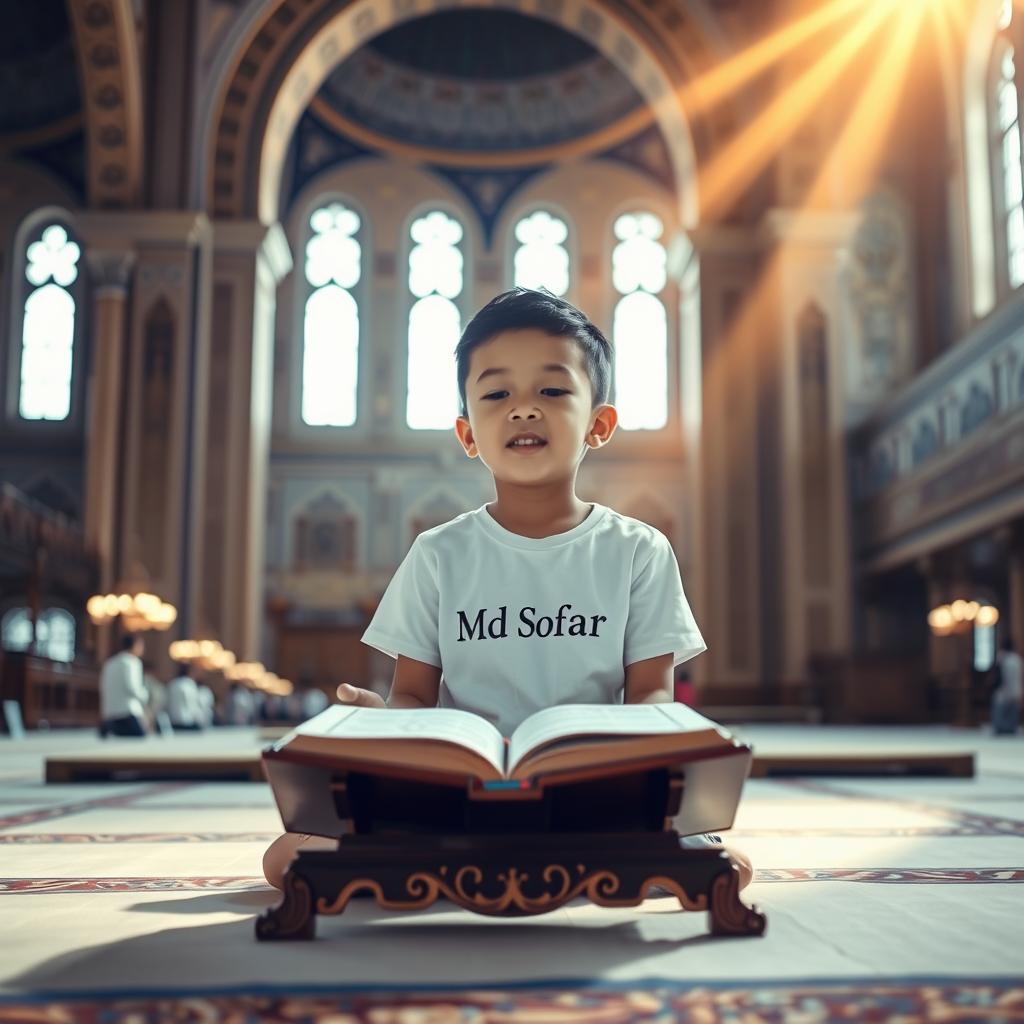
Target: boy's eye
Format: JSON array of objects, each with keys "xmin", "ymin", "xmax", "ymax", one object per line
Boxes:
[{"xmin": 482, "ymin": 389, "xmax": 568, "ymax": 400}]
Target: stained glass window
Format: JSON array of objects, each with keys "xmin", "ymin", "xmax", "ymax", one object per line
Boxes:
[
  {"xmin": 301, "ymin": 202, "xmax": 361, "ymax": 426},
  {"xmin": 611, "ymin": 212, "xmax": 668, "ymax": 430},
  {"xmin": 1, "ymin": 608, "xmax": 33, "ymax": 652},
  {"xmin": 0, "ymin": 607, "xmax": 75, "ymax": 661},
  {"xmin": 19, "ymin": 224, "xmax": 80, "ymax": 421},
  {"xmin": 997, "ymin": 46, "xmax": 1024, "ymax": 288},
  {"xmin": 514, "ymin": 210, "xmax": 569, "ymax": 296},
  {"xmin": 406, "ymin": 211, "xmax": 463, "ymax": 430}
]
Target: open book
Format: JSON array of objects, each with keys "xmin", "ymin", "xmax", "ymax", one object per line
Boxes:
[
  {"xmin": 263, "ymin": 703, "xmax": 752, "ymax": 838},
  {"xmin": 270, "ymin": 702, "xmax": 742, "ymax": 784}
]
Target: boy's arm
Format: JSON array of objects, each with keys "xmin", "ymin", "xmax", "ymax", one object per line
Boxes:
[
  {"xmin": 623, "ymin": 652, "xmax": 674, "ymax": 704},
  {"xmin": 388, "ymin": 654, "xmax": 441, "ymax": 708},
  {"xmin": 337, "ymin": 654, "xmax": 441, "ymax": 709}
]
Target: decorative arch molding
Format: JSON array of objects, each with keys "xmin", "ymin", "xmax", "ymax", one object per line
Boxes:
[
  {"xmin": 291, "ymin": 489, "xmax": 359, "ymax": 572},
  {"xmin": 65, "ymin": 0, "xmax": 143, "ymax": 208},
  {"xmin": 198, "ymin": 0, "xmax": 728, "ymax": 228},
  {"xmin": 407, "ymin": 489, "xmax": 466, "ymax": 545}
]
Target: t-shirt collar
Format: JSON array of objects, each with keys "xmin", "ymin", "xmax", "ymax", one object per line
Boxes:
[{"xmin": 475, "ymin": 502, "xmax": 608, "ymax": 550}]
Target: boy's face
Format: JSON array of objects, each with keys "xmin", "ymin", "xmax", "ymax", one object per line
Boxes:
[{"xmin": 454, "ymin": 329, "xmax": 617, "ymax": 480}]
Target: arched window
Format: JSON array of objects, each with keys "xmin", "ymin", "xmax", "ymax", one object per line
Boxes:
[
  {"xmin": 513, "ymin": 209, "xmax": 569, "ymax": 296},
  {"xmin": 40, "ymin": 609, "xmax": 76, "ymax": 663},
  {"xmin": 992, "ymin": 2, "xmax": 1024, "ymax": 290},
  {"xmin": 406, "ymin": 210, "xmax": 463, "ymax": 430},
  {"xmin": 612, "ymin": 211, "xmax": 668, "ymax": 430},
  {"xmin": 301, "ymin": 202, "xmax": 361, "ymax": 427},
  {"xmin": 1, "ymin": 608, "xmax": 33, "ymax": 652},
  {"xmin": 974, "ymin": 620, "xmax": 997, "ymax": 672},
  {"xmin": 0, "ymin": 607, "xmax": 75, "ymax": 661},
  {"xmin": 18, "ymin": 223, "xmax": 81, "ymax": 421}
]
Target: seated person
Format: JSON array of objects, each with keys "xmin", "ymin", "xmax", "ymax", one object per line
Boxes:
[
  {"xmin": 98, "ymin": 633, "xmax": 149, "ymax": 738},
  {"xmin": 166, "ymin": 663, "xmax": 204, "ymax": 731},
  {"xmin": 264, "ymin": 288, "xmax": 752, "ymax": 895}
]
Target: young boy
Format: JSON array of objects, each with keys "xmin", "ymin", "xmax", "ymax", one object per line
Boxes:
[{"xmin": 263, "ymin": 287, "xmax": 752, "ymax": 893}]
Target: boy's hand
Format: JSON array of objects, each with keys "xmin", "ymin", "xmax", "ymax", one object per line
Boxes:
[{"xmin": 336, "ymin": 683, "xmax": 387, "ymax": 708}]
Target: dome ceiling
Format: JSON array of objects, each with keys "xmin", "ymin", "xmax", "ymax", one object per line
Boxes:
[
  {"xmin": 0, "ymin": 0, "xmax": 80, "ymax": 135},
  {"xmin": 311, "ymin": 9, "xmax": 648, "ymax": 156},
  {"xmin": 366, "ymin": 9, "xmax": 597, "ymax": 80}
]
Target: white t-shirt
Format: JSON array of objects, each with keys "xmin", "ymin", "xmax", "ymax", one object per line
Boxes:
[
  {"xmin": 99, "ymin": 651, "xmax": 148, "ymax": 720},
  {"xmin": 361, "ymin": 502, "xmax": 707, "ymax": 735},
  {"xmin": 995, "ymin": 650, "xmax": 1023, "ymax": 702},
  {"xmin": 167, "ymin": 675, "xmax": 202, "ymax": 726}
]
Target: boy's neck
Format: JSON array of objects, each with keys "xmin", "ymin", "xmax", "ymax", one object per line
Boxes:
[{"xmin": 486, "ymin": 487, "xmax": 594, "ymax": 539}]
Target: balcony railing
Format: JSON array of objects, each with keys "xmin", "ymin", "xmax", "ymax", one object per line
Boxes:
[{"xmin": 851, "ymin": 293, "xmax": 1024, "ymax": 567}]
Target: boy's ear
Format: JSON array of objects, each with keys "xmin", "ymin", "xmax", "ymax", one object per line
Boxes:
[
  {"xmin": 587, "ymin": 404, "xmax": 618, "ymax": 448},
  {"xmin": 455, "ymin": 416, "xmax": 477, "ymax": 457}
]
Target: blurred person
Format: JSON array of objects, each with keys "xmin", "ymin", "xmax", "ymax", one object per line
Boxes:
[
  {"xmin": 302, "ymin": 687, "xmax": 329, "ymax": 720},
  {"xmin": 98, "ymin": 634, "xmax": 149, "ymax": 738},
  {"xmin": 226, "ymin": 682, "xmax": 256, "ymax": 725},
  {"xmin": 167, "ymin": 662, "xmax": 204, "ymax": 731},
  {"xmin": 197, "ymin": 683, "xmax": 216, "ymax": 727},
  {"xmin": 992, "ymin": 636, "xmax": 1023, "ymax": 735}
]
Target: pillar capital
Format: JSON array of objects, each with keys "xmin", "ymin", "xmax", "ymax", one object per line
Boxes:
[
  {"xmin": 213, "ymin": 219, "xmax": 293, "ymax": 286},
  {"xmin": 85, "ymin": 249, "xmax": 136, "ymax": 296}
]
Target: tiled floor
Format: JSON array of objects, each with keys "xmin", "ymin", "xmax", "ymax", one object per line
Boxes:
[{"xmin": 0, "ymin": 724, "xmax": 1021, "ymax": 999}]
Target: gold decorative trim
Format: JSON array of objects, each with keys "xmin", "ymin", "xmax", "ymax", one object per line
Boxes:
[
  {"xmin": 307, "ymin": 96, "xmax": 657, "ymax": 169},
  {"xmin": 631, "ymin": 876, "xmax": 707, "ymax": 912},
  {"xmin": 0, "ymin": 113, "xmax": 85, "ymax": 157},
  {"xmin": 317, "ymin": 863, "xmax": 712, "ymax": 917}
]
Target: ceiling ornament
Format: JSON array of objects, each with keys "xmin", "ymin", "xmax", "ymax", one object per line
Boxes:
[{"xmin": 65, "ymin": 0, "xmax": 142, "ymax": 208}]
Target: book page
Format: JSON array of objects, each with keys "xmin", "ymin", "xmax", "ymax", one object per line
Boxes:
[
  {"xmin": 508, "ymin": 703, "xmax": 721, "ymax": 775},
  {"xmin": 294, "ymin": 705, "xmax": 507, "ymax": 776}
]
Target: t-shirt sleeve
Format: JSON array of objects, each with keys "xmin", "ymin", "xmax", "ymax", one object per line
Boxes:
[
  {"xmin": 623, "ymin": 530, "xmax": 707, "ymax": 668},
  {"xmin": 361, "ymin": 535, "xmax": 442, "ymax": 667}
]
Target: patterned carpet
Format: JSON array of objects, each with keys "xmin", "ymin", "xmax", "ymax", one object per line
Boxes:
[
  {"xmin": 0, "ymin": 726, "xmax": 1021, "ymax": 1022},
  {"xmin": 1, "ymin": 980, "xmax": 1023, "ymax": 1022}
]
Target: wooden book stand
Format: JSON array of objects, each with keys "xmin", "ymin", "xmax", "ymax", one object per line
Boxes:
[{"xmin": 256, "ymin": 764, "xmax": 766, "ymax": 940}]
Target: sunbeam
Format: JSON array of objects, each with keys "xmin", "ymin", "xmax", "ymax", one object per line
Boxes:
[
  {"xmin": 677, "ymin": 0, "xmax": 868, "ymax": 116},
  {"xmin": 697, "ymin": 0, "xmax": 897, "ymax": 222}
]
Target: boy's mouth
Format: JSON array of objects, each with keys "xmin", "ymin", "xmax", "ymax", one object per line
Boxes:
[{"xmin": 507, "ymin": 432, "xmax": 548, "ymax": 453}]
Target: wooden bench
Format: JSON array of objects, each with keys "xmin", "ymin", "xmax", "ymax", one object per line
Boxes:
[{"xmin": 44, "ymin": 749, "xmax": 974, "ymax": 783}]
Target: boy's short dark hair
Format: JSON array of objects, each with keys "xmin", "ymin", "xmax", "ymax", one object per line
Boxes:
[
  {"xmin": 121, "ymin": 633, "xmax": 139, "ymax": 651},
  {"xmin": 455, "ymin": 287, "xmax": 613, "ymax": 419}
]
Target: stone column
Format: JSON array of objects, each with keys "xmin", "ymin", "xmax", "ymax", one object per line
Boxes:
[
  {"xmin": 116, "ymin": 213, "xmax": 212, "ymax": 645},
  {"xmin": 205, "ymin": 221, "xmax": 292, "ymax": 661},
  {"xmin": 765, "ymin": 210, "xmax": 858, "ymax": 695},
  {"xmin": 82, "ymin": 247, "xmax": 135, "ymax": 598},
  {"xmin": 79, "ymin": 212, "xmax": 211, "ymax": 672},
  {"xmin": 683, "ymin": 225, "xmax": 765, "ymax": 703},
  {"xmin": 917, "ymin": 551, "xmax": 972, "ymax": 725},
  {"xmin": 1006, "ymin": 522, "xmax": 1024, "ymax": 653}
]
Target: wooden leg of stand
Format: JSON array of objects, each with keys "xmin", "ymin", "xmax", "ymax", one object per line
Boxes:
[
  {"xmin": 708, "ymin": 862, "xmax": 766, "ymax": 937},
  {"xmin": 255, "ymin": 868, "xmax": 316, "ymax": 941}
]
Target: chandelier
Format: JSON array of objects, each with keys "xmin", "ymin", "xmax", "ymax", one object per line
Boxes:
[
  {"xmin": 87, "ymin": 564, "xmax": 177, "ymax": 632},
  {"xmin": 87, "ymin": 591, "xmax": 177, "ymax": 631},
  {"xmin": 927, "ymin": 600, "xmax": 999, "ymax": 637},
  {"xmin": 168, "ymin": 639, "xmax": 293, "ymax": 696}
]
